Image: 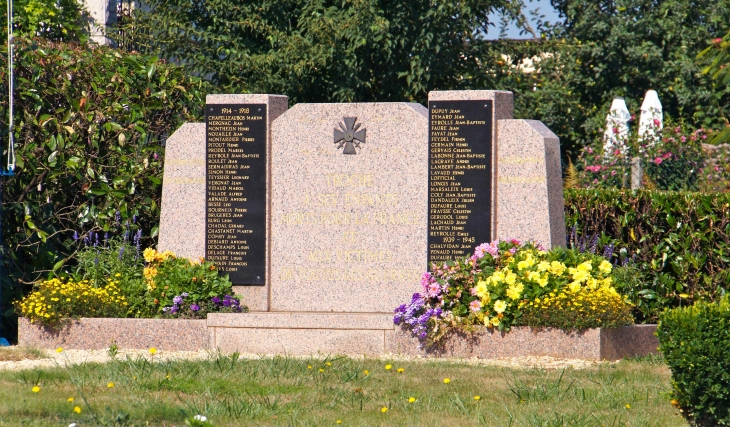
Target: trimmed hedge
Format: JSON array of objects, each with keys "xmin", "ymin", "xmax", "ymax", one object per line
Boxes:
[
  {"xmin": 565, "ymin": 189, "xmax": 730, "ymax": 322},
  {"xmin": 657, "ymin": 298, "xmax": 730, "ymax": 426}
]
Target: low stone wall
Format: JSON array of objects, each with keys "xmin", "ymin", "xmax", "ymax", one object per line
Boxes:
[
  {"xmin": 18, "ymin": 315, "xmax": 659, "ymax": 360},
  {"xmin": 18, "ymin": 317, "xmax": 208, "ymax": 351},
  {"xmin": 389, "ymin": 324, "xmax": 659, "ymax": 361}
]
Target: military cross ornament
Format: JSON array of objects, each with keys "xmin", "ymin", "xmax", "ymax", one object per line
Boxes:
[{"xmin": 333, "ymin": 117, "xmax": 366, "ymax": 154}]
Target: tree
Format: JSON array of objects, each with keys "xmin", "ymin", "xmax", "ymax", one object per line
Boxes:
[
  {"xmin": 698, "ymin": 30, "xmax": 730, "ymax": 144},
  {"xmin": 118, "ymin": 0, "xmax": 525, "ymax": 104},
  {"xmin": 0, "ymin": 0, "xmax": 91, "ymax": 44}
]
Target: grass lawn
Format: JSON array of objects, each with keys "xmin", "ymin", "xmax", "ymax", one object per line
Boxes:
[{"xmin": 0, "ymin": 351, "xmax": 685, "ymax": 427}]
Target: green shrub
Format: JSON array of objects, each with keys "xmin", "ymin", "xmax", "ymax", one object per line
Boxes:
[
  {"xmin": 565, "ymin": 189, "xmax": 730, "ymax": 322},
  {"xmin": 0, "ymin": 38, "xmax": 208, "ymax": 340},
  {"xmin": 657, "ymin": 298, "xmax": 730, "ymax": 426}
]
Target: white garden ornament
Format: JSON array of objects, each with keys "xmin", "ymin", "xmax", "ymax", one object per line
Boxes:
[
  {"xmin": 638, "ymin": 89, "xmax": 663, "ymax": 149},
  {"xmin": 603, "ymin": 97, "xmax": 631, "ymax": 157}
]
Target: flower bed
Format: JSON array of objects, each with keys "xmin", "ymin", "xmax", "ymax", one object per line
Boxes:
[{"xmin": 395, "ymin": 240, "xmax": 634, "ymax": 348}]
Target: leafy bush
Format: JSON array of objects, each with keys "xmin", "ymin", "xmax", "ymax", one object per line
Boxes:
[
  {"xmin": 142, "ymin": 249, "xmax": 244, "ymax": 318},
  {"xmin": 14, "ymin": 278, "xmax": 128, "ymax": 326},
  {"xmin": 565, "ymin": 189, "xmax": 730, "ymax": 323},
  {"xmin": 0, "ymin": 0, "xmax": 91, "ymax": 44},
  {"xmin": 394, "ymin": 240, "xmax": 633, "ymax": 348},
  {"xmin": 0, "ymin": 38, "xmax": 207, "ymax": 340},
  {"xmin": 657, "ymin": 298, "xmax": 730, "ymax": 426}
]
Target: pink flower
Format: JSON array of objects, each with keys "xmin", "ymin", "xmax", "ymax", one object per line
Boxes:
[
  {"xmin": 702, "ymin": 134, "xmax": 707, "ymax": 140},
  {"xmin": 715, "ymin": 165, "xmax": 721, "ymax": 172},
  {"xmin": 611, "ymin": 170, "xmax": 617, "ymax": 176},
  {"xmin": 474, "ymin": 242, "xmax": 500, "ymax": 259},
  {"xmin": 593, "ymin": 179, "xmax": 599, "ymax": 185},
  {"xmin": 654, "ymin": 157, "xmax": 663, "ymax": 165},
  {"xmin": 630, "ymin": 114, "xmax": 636, "ymax": 121},
  {"xmin": 681, "ymin": 136, "xmax": 687, "ymax": 142},
  {"xmin": 675, "ymin": 126, "xmax": 681, "ymax": 134},
  {"xmin": 421, "ymin": 272, "xmax": 434, "ymax": 293},
  {"xmin": 427, "ymin": 283, "xmax": 441, "ymax": 298},
  {"xmin": 587, "ymin": 147, "xmax": 594, "ymax": 154},
  {"xmin": 586, "ymin": 165, "xmax": 602, "ymax": 173},
  {"xmin": 613, "ymin": 127, "xmax": 619, "ymax": 135},
  {"xmin": 691, "ymin": 135, "xmax": 697, "ymax": 141},
  {"xmin": 469, "ymin": 300, "xmax": 482, "ymax": 313},
  {"xmin": 614, "ymin": 149, "xmax": 621, "ymax": 156},
  {"xmin": 653, "ymin": 118, "xmax": 661, "ymax": 127},
  {"xmin": 663, "ymin": 152, "xmax": 672, "ymax": 159},
  {"xmin": 714, "ymin": 38, "xmax": 723, "ymax": 44}
]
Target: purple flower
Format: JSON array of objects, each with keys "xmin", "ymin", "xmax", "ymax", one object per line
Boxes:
[
  {"xmin": 212, "ymin": 296, "xmax": 221, "ymax": 304},
  {"xmin": 170, "ymin": 305, "xmax": 178, "ymax": 314},
  {"xmin": 73, "ymin": 231, "xmax": 79, "ymax": 241},
  {"xmin": 181, "ymin": 292, "xmax": 189, "ymax": 298},
  {"xmin": 173, "ymin": 296, "xmax": 183, "ymax": 305},
  {"xmin": 118, "ymin": 246, "xmax": 125, "ymax": 260},
  {"xmin": 115, "ymin": 210, "xmax": 121, "ymax": 224},
  {"xmin": 162, "ymin": 307, "xmax": 170, "ymax": 313},
  {"xmin": 222, "ymin": 299, "xmax": 232, "ymax": 307},
  {"xmin": 190, "ymin": 304, "xmax": 200, "ymax": 312}
]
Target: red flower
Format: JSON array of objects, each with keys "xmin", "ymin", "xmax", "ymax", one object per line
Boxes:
[{"xmin": 654, "ymin": 157, "xmax": 663, "ymax": 165}]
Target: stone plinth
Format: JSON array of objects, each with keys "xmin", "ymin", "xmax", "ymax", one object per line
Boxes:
[
  {"xmin": 159, "ymin": 123, "xmax": 207, "ymax": 261},
  {"xmin": 18, "ymin": 317, "xmax": 208, "ymax": 351},
  {"xmin": 18, "ymin": 316, "xmax": 660, "ymax": 361},
  {"xmin": 496, "ymin": 120, "xmax": 565, "ymax": 248},
  {"xmin": 269, "ymin": 102, "xmax": 428, "ymax": 313}
]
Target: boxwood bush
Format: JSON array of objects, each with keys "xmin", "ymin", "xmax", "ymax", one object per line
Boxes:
[
  {"xmin": 565, "ymin": 189, "xmax": 730, "ymax": 323},
  {"xmin": 657, "ymin": 298, "xmax": 730, "ymax": 426}
]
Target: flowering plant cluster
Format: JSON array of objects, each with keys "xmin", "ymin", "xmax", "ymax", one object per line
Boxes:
[
  {"xmin": 15, "ymin": 278, "xmax": 128, "ymax": 326},
  {"xmin": 574, "ymin": 118, "xmax": 706, "ymax": 191},
  {"xmin": 143, "ymin": 248, "xmax": 246, "ymax": 318},
  {"xmin": 394, "ymin": 240, "xmax": 633, "ymax": 347}
]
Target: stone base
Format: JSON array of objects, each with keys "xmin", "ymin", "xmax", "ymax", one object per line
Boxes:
[
  {"xmin": 17, "ymin": 317, "xmax": 208, "ymax": 351},
  {"xmin": 18, "ymin": 315, "xmax": 659, "ymax": 361}
]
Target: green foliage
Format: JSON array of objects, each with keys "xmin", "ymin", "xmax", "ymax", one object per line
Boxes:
[
  {"xmin": 657, "ymin": 297, "xmax": 730, "ymax": 426},
  {"xmin": 565, "ymin": 189, "xmax": 730, "ymax": 322},
  {"xmin": 698, "ymin": 30, "xmax": 730, "ymax": 144},
  {"xmin": 117, "ymin": 0, "xmax": 521, "ymax": 104},
  {"xmin": 0, "ymin": 38, "xmax": 207, "ymax": 339},
  {"xmin": 0, "ymin": 0, "xmax": 91, "ymax": 44},
  {"xmin": 143, "ymin": 249, "xmax": 239, "ymax": 318},
  {"xmin": 541, "ymin": 0, "xmax": 730, "ymax": 154}
]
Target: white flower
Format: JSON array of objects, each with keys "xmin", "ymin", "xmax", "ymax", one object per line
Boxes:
[
  {"xmin": 69, "ymin": 424, "xmax": 77, "ymax": 427},
  {"xmin": 194, "ymin": 415, "xmax": 207, "ymax": 422}
]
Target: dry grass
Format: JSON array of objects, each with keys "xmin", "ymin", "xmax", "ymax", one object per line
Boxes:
[{"xmin": 0, "ymin": 346, "xmax": 48, "ymax": 362}]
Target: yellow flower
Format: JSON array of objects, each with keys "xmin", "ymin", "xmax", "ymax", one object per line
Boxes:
[
  {"xmin": 474, "ymin": 280, "xmax": 489, "ymax": 299},
  {"xmin": 397, "ymin": 368, "xmax": 404, "ymax": 373},
  {"xmin": 319, "ymin": 368, "xmax": 325, "ymax": 373},
  {"xmin": 381, "ymin": 407, "xmax": 388, "ymax": 413},
  {"xmin": 143, "ymin": 248, "xmax": 157, "ymax": 263},
  {"xmin": 474, "ymin": 396, "xmax": 481, "ymax": 401},
  {"xmin": 68, "ymin": 397, "xmax": 74, "ymax": 402},
  {"xmin": 599, "ymin": 260, "xmax": 612, "ymax": 274},
  {"xmin": 149, "ymin": 347, "xmax": 157, "ymax": 355},
  {"xmin": 337, "ymin": 420, "xmax": 342, "ymax": 424},
  {"xmin": 548, "ymin": 261, "xmax": 566, "ymax": 276},
  {"xmin": 490, "ymin": 317, "xmax": 500, "ymax": 327},
  {"xmin": 568, "ymin": 281, "xmax": 582, "ymax": 293},
  {"xmin": 493, "ymin": 300, "xmax": 507, "ymax": 313},
  {"xmin": 443, "ymin": 378, "xmax": 451, "ymax": 384},
  {"xmin": 308, "ymin": 365, "xmax": 313, "ymax": 370},
  {"xmin": 537, "ymin": 261, "xmax": 550, "ymax": 271},
  {"xmin": 504, "ymin": 270, "xmax": 517, "ymax": 285},
  {"xmin": 491, "ymin": 271, "xmax": 505, "ymax": 283},
  {"xmin": 408, "ymin": 397, "xmax": 416, "ymax": 403},
  {"xmin": 32, "ymin": 386, "xmax": 40, "ymax": 393},
  {"xmin": 385, "ymin": 364, "xmax": 392, "ymax": 370},
  {"xmin": 537, "ymin": 273, "xmax": 549, "ymax": 287},
  {"xmin": 326, "ymin": 362, "xmax": 332, "ymax": 366},
  {"xmin": 506, "ymin": 283, "xmax": 524, "ymax": 300},
  {"xmin": 363, "ymin": 370, "xmax": 369, "ymax": 375},
  {"xmin": 625, "ymin": 404, "xmax": 631, "ymax": 409},
  {"xmin": 115, "ymin": 273, "xmax": 121, "ymax": 277},
  {"xmin": 56, "ymin": 347, "xmax": 63, "ymax": 353},
  {"xmin": 107, "ymin": 382, "xmax": 115, "ymax": 388},
  {"xmin": 74, "ymin": 406, "xmax": 82, "ymax": 414}
]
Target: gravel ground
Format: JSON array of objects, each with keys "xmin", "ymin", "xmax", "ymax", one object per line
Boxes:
[{"xmin": 0, "ymin": 348, "xmax": 613, "ymax": 372}]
